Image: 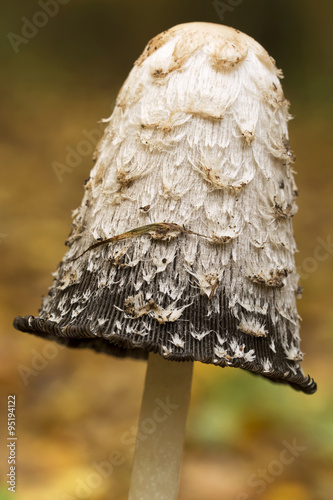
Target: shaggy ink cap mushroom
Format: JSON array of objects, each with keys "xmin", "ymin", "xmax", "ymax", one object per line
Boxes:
[{"xmin": 14, "ymin": 22, "xmax": 317, "ymax": 395}]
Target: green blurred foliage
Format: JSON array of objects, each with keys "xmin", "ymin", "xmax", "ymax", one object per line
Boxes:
[{"xmin": 0, "ymin": 0, "xmax": 332, "ymax": 499}]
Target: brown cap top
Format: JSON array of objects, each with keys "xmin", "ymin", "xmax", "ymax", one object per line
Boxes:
[{"xmin": 136, "ymin": 22, "xmax": 277, "ymax": 73}]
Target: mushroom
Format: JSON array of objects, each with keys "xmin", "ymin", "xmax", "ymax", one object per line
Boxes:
[{"xmin": 14, "ymin": 22, "xmax": 317, "ymax": 499}]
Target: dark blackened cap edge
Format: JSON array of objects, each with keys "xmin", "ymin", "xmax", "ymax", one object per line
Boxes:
[{"xmin": 13, "ymin": 315, "xmax": 317, "ymax": 395}]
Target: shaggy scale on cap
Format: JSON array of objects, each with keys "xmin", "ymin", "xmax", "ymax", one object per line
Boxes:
[{"xmin": 14, "ymin": 23, "xmax": 317, "ymax": 394}]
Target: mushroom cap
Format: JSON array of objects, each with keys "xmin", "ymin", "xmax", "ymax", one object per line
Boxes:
[
  {"xmin": 14, "ymin": 23, "xmax": 316, "ymax": 394},
  {"xmin": 135, "ymin": 22, "xmax": 274, "ymax": 70}
]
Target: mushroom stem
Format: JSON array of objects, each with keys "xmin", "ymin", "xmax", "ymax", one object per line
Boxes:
[{"xmin": 128, "ymin": 352, "xmax": 193, "ymax": 500}]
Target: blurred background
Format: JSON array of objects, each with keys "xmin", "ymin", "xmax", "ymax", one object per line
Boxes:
[{"xmin": 0, "ymin": 0, "xmax": 333, "ymax": 498}]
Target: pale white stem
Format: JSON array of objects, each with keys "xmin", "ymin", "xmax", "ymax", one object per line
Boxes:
[{"xmin": 128, "ymin": 352, "xmax": 193, "ymax": 500}]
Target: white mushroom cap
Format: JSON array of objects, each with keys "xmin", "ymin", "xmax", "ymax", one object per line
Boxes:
[{"xmin": 14, "ymin": 23, "xmax": 316, "ymax": 394}]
